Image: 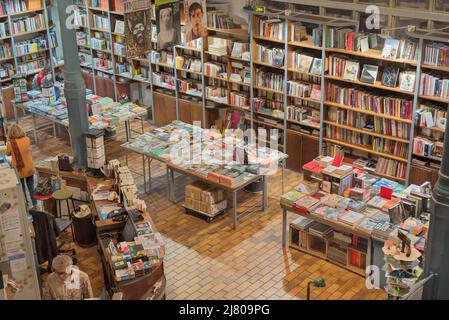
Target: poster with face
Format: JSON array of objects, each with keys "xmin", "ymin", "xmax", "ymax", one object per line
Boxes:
[
  {"xmin": 156, "ymin": 0, "xmax": 181, "ymax": 50},
  {"xmin": 184, "ymin": 0, "xmax": 208, "ymax": 43},
  {"xmin": 124, "ymin": 0, "xmax": 151, "ymax": 59}
]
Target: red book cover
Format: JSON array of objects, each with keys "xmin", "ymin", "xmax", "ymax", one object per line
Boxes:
[
  {"xmin": 332, "ymin": 154, "xmax": 344, "ymax": 167},
  {"xmin": 292, "ymin": 205, "xmax": 309, "ymax": 215},
  {"xmin": 380, "ymin": 186, "xmax": 393, "ymax": 200}
]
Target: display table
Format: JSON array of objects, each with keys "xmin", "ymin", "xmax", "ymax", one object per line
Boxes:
[
  {"xmin": 121, "ymin": 121, "xmax": 288, "ymax": 229},
  {"xmin": 280, "ymin": 203, "xmax": 373, "ymax": 276},
  {"xmin": 87, "ymin": 177, "xmax": 166, "ymax": 300},
  {"xmin": 13, "ymin": 97, "xmax": 146, "ymax": 145}
]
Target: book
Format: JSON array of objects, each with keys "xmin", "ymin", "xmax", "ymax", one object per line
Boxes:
[
  {"xmin": 297, "ymin": 54, "xmax": 314, "ymax": 73},
  {"xmin": 280, "ymin": 190, "xmax": 305, "ymax": 207},
  {"xmin": 309, "ymin": 58, "xmax": 323, "ymax": 75},
  {"xmin": 381, "ymin": 66, "xmax": 399, "ymax": 87},
  {"xmin": 338, "ymin": 210, "xmax": 365, "ymax": 226},
  {"xmin": 294, "ymin": 196, "xmax": 320, "ymax": 211},
  {"xmin": 360, "ymin": 36, "xmax": 370, "ymax": 52},
  {"xmin": 342, "ymin": 60, "xmax": 359, "ymax": 81},
  {"xmin": 360, "ymin": 64, "xmax": 379, "ymax": 84},
  {"xmin": 310, "ymin": 84, "xmax": 321, "ymax": 101},
  {"xmin": 399, "ymin": 71, "xmax": 416, "ymax": 92},
  {"xmin": 382, "ymin": 38, "xmax": 401, "ymax": 59}
]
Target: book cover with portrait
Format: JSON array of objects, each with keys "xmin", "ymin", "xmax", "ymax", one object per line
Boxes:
[
  {"xmin": 156, "ymin": 0, "xmax": 181, "ymax": 50},
  {"xmin": 184, "ymin": 0, "xmax": 208, "ymax": 43}
]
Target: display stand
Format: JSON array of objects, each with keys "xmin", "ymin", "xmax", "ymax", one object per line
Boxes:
[{"xmin": 0, "ymin": 168, "xmax": 40, "ymax": 299}]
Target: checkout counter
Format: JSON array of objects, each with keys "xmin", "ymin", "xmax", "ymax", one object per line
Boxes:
[{"xmin": 35, "ymin": 162, "xmax": 167, "ymax": 300}]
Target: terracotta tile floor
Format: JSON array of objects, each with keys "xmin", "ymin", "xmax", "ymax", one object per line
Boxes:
[{"xmin": 26, "ymin": 118, "xmax": 386, "ymax": 300}]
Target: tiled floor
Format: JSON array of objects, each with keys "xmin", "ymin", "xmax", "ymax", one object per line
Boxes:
[{"xmin": 27, "ymin": 118, "xmax": 386, "ymax": 300}]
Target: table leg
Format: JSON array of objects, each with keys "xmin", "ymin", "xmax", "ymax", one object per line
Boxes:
[
  {"xmin": 170, "ymin": 169, "xmax": 175, "ymax": 201},
  {"xmin": 282, "ymin": 208, "xmax": 287, "ymax": 247},
  {"xmin": 53, "ymin": 123, "xmax": 56, "ymax": 138},
  {"xmin": 148, "ymin": 158, "xmax": 152, "ymax": 192},
  {"xmin": 125, "ymin": 120, "xmax": 130, "ymax": 142},
  {"xmin": 281, "ymin": 160, "xmax": 285, "ymax": 195},
  {"xmin": 232, "ymin": 190, "xmax": 237, "ymax": 230},
  {"xmin": 166, "ymin": 167, "xmax": 171, "ymax": 201},
  {"xmin": 31, "ymin": 113, "xmax": 38, "ymax": 144},
  {"xmin": 142, "ymin": 155, "xmax": 147, "ymax": 194},
  {"xmin": 262, "ymin": 175, "xmax": 268, "ymax": 210},
  {"xmin": 14, "ymin": 103, "xmax": 18, "ymax": 124}
]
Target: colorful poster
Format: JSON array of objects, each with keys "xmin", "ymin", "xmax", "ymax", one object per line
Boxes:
[
  {"xmin": 155, "ymin": 0, "xmax": 181, "ymax": 50},
  {"xmin": 183, "ymin": 0, "xmax": 208, "ymax": 43},
  {"xmin": 124, "ymin": 0, "xmax": 151, "ymax": 59}
]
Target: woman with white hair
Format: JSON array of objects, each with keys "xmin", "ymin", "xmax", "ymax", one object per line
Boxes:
[{"xmin": 43, "ymin": 255, "xmax": 94, "ymax": 300}]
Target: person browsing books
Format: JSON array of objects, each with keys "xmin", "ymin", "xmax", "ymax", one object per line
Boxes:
[{"xmin": 6, "ymin": 124, "xmax": 37, "ymax": 207}]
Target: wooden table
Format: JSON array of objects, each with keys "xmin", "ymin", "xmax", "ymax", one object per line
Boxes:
[
  {"xmin": 87, "ymin": 177, "xmax": 166, "ymax": 300},
  {"xmin": 280, "ymin": 203, "xmax": 372, "ymax": 276},
  {"xmin": 13, "ymin": 100, "xmax": 145, "ymax": 145},
  {"xmin": 122, "ymin": 142, "xmax": 287, "ymax": 229}
]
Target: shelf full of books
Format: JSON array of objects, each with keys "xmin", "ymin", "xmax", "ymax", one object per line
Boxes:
[
  {"xmin": 0, "ymin": 0, "xmax": 62, "ymax": 88},
  {"xmin": 245, "ymin": 6, "xmax": 448, "ymax": 185}
]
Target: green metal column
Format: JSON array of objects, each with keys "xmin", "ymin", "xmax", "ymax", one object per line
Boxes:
[
  {"xmin": 423, "ymin": 108, "xmax": 449, "ymax": 299},
  {"xmin": 56, "ymin": 0, "xmax": 88, "ymax": 168}
]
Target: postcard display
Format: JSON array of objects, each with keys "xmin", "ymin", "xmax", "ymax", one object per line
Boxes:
[{"xmin": 0, "ymin": 168, "xmax": 40, "ymax": 300}]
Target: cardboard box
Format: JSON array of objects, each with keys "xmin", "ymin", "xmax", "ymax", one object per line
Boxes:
[
  {"xmin": 204, "ymin": 200, "xmax": 227, "ymax": 214},
  {"xmin": 192, "ymin": 199, "xmax": 202, "ymax": 212},
  {"xmin": 185, "ymin": 197, "xmax": 194, "ymax": 209},
  {"xmin": 202, "ymin": 188, "xmax": 224, "ymax": 204},
  {"xmin": 186, "ymin": 181, "xmax": 210, "ymax": 201}
]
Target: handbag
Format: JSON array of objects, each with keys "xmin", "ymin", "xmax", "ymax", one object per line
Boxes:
[{"xmin": 34, "ymin": 176, "xmax": 53, "ymax": 196}]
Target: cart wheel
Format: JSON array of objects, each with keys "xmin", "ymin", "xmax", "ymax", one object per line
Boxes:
[{"xmin": 207, "ymin": 217, "xmax": 212, "ymax": 223}]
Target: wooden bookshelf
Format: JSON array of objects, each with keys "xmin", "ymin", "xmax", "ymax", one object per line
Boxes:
[
  {"xmin": 323, "ymin": 120, "xmax": 410, "ymax": 144},
  {"xmin": 324, "ymin": 101, "xmax": 413, "ymax": 123},
  {"xmin": 13, "ymin": 27, "xmax": 48, "ymax": 37},
  {"xmin": 9, "ymin": 7, "xmax": 45, "ymax": 17},
  {"xmin": 323, "ymin": 138, "xmax": 408, "ymax": 162},
  {"xmin": 325, "ymin": 75, "xmax": 415, "ymax": 96},
  {"xmin": 285, "ymin": 204, "xmax": 370, "ymax": 277}
]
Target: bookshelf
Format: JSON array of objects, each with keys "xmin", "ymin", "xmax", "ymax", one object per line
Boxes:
[
  {"xmin": 73, "ymin": 2, "xmax": 449, "ymax": 186},
  {"xmin": 287, "ymin": 206, "xmax": 371, "ymax": 276},
  {"xmin": 0, "ymin": 0, "xmax": 63, "ymax": 120},
  {"xmin": 243, "ymin": 5, "xmax": 448, "ymax": 185}
]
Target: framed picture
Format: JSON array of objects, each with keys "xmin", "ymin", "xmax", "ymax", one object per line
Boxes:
[
  {"xmin": 184, "ymin": 0, "xmax": 208, "ymax": 43},
  {"xmin": 156, "ymin": 0, "xmax": 181, "ymax": 50},
  {"xmin": 124, "ymin": 0, "xmax": 151, "ymax": 59}
]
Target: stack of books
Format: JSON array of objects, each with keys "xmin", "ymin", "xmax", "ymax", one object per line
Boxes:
[
  {"xmin": 257, "ymin": 17, "xmax": 285, "ymax": 41},
  {"xmin": 424, "ymin": 42, "xmax": 449, "ymax": 67},
  {"xmin": 12, "ymin": 13, "xmax": 45, "ymax": 34}
]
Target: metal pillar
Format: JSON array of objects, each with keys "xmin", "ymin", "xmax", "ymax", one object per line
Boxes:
[
  {"xmin": 423, "ymin": 108, "xmax": 449, "ymax": 300},
  {"xmin": 56, "ymin": 0, "xmax": 88, "ymax": 168}
]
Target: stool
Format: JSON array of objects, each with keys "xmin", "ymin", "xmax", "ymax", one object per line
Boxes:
[
  {"xmin": 52, "ymin": 189, "xmax": 75, "ymax": 219},
  {"xmin": 33, "ymin": 194, "xmax": 54, "ymax": 214}
]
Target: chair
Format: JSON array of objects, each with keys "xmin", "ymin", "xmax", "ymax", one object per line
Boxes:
[
  {"xmin": 33, "ymin": 194, "xmax": 55, "ymax": 215},
  {"xmin": 55, "ymin": 217, "xmax": 76, "ymax": 256},
  {"xmin": 30, "ymin": 209, "xmax": 75, "ymax": 274},
  {"xmin": 52, "ymin": 189, "xmax": 76, "ymax": 219}
]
